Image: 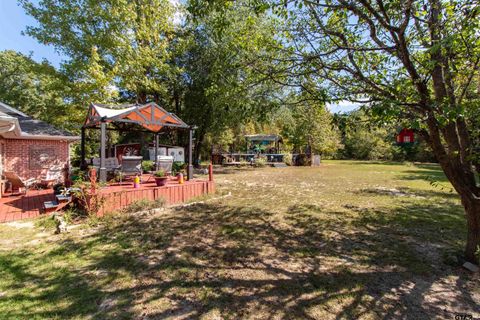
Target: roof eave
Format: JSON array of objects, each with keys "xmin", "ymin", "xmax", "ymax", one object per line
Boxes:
[{"xmin": 16, "ymin": 133, "xmax": 80, "ymax": 141}]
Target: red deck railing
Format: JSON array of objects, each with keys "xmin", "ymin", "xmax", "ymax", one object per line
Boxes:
[{"xmin": 0, "ymin": 174, "xmax": 215, "ymax": 223}]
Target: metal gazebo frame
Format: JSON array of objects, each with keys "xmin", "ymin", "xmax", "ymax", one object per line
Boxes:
[{"xmin": 80, "ymin": 102, "xmax": 194, "ymax": 182}]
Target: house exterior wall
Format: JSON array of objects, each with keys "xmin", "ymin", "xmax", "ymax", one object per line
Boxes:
[{"xmin": 3, "ymin": 139, "xmax": 71, "ymax": 182}]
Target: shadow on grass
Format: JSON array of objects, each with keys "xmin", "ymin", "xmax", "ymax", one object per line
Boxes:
[
  {"xmin": 400, "ymin": 164, "xmax": 450, "ymax": 185},
  {"xmin": 359, "ymin": 186, "xmax": 458, "ymax": 200},
  {"xmin": 0, "ymin": 199, "xmax": 477, "ymax": 319},
  {"xmin": 212, "ymin": 166, "xmax": 257, "ymax": 175},
  {"xmin": 334, "ymin": 160, "xmax": 416, "ymax": 166}
]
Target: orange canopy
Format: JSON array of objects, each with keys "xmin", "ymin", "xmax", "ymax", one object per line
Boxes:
[{"xmin": 84, "ymin": 102, "xmax": 189, "ymax": 132}]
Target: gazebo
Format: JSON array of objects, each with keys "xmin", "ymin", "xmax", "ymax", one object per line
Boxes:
[
  {"xmin": 81, "ymin": 102, "xmax": 193, "ymax": 182},
  {"xmin": 245, "ymin": 134, "xmax": 282, "ymax": 154}
]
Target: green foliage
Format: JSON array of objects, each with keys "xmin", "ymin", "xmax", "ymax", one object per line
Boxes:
[
  {"xmin": 282, "ymin": 153, "xmax": 293, "ymax": 166},
  {"xmin": 70, "ymin": 179, "xmax": 105, "ymax": 216},
  {"xmin": 263, "ymin": 90, "xmax": 342, "ymax": 158},
  {"xmin": 142, "ymin": 160, "xmax": 155, "ymax": 173},
  {"xmin": 204, "ymin": 129, "xmax": 235, "ymax": 153},
  {"xmin": 0, "ymin": 50, "xmax": 78, "ymax": 129},
  {"xmin": 254, "ymin": 157, "xmax": 267, "ymax": 167},
  {"xmin": 180, "ymin": 3, "xmax": 284, "ymax": 160},
  {"xmin": 172, "ymin": 161, "xmax": 186, "ymax": 175},
  {"xmin": 343, "ymin": 125, "xmax": 395, "ymax": 161},
  {"xmin": 154, "ymin": 169, "xmax": 166, "ymax": 177},
  {"xmin": 21, "ymin": 0, "xmax": 284, "ymax": 164},
  {"xmin": 21, "ymin": 0, "xmax": 177, "ymax": 104},
  {"xmin": 336, "ymin": 111, "xmax": 436, "ymax": 162}
]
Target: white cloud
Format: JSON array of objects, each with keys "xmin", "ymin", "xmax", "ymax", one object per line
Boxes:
[{"xmin": 326, "ymin": 100, "xmax": 361, "ymax": 114}]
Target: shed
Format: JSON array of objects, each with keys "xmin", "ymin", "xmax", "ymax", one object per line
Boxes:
[{"xmin": 397, "ymin": 128, "xmax": 415, "ymax": 144}]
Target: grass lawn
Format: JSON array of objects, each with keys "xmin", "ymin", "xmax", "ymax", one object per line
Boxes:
[{"xmin": 0, "ymin": 160, "xmax": 479, "ymax": 319}]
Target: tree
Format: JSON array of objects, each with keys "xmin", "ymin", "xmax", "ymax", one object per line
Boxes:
[
  {"xmin": 277, "ymin": 95, "xmax": 342, "ymax": 157},
  {"xmin": 21, "ymin": 0, "xmax": 179, "ymax": 104},
  {"xmin": 0, "ymin": 50, "xmax": 76, "ymax": 128},
  {"xmin": 22, "ymin": 0, "xmax": 284, "ymax": 164},
  {"xmin": 180, "ymin": 3, "xmax": 284, "ymax": 163},
  {"xmin": 266, "ymin": 0, "xmax": 480, "ymax": 262}
]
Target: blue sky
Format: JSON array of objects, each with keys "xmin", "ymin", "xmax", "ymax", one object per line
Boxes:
[
  {"xmin": 0, "ymin": 1, "xmax": 358, "ymax": 113},
  {"xmin": 0, "ymin": 1, "xmax": 64, "ymax": 67},
  {"xmin": 326, "ymin": 100, "xmax": 360, "ymax": 114}
]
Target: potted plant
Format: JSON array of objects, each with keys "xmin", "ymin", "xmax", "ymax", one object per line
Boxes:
[
  {"xmin": 154, "ymin": 169, "xmax": 168, "ymax": 186},
  {"xmin": 114, "ymin": 171, "xmax": 125, "ymax": 183},
  {"xmin": 142, "ymin": 160, "xmax": 155, "ymax": 173}
]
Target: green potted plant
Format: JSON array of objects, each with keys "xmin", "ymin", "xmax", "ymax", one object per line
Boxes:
[
  {"xmin": 142, "ymin": 160, "xmax": 155, "ymax": 173},
  {"xmin": 114, "ymin": 171, "xmax": 125, "ymax": 183},
  {"xmin": 154, "ymin": 169, "xmax": 168, "ymax": 186}
]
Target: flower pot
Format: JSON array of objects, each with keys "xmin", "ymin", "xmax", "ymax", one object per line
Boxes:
[{"xmin": 154, "ymin": 177, "xmax": 168, "ymax": 187}]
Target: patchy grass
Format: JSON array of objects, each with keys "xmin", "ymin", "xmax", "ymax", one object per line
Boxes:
[{"xmin": 0, "ymin": 160, "xmax": 479, "ymax": 319}]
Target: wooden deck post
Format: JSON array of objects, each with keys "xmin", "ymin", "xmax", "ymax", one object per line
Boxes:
[
  {"xmin": 188, "ymin": 127, "xmax": 193, "ymax": 180},
  {"xmin": 99, "ymin": 121, "xmax": 107, "ymax": 182},
  {"xmin": 209, "ymin": 163, "xmax": 213, "ymax": 181},
  {"xmin": 154, "ymin": 133, "xmax": 159, "ymax": 171},
  {"xmin": 80, "ymin": 126, "xmax": 86, "ymax": 169}
]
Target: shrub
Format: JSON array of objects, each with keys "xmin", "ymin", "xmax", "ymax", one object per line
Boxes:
[
  {"xmin": 282, "ymin": 153, "xmax": 293, "ymax": 166},
  {"xmin": 142, "ymin": 160, "xmax": 155, "ymax": 172},
  {"xmin": 239, "ymin": 160, "xmax": 249, "ymax": 166},
  {"xmin": 172, "ymin": 161, "xmax": 186, "ymax": 175},
  {"xmin": 254, "ymin": 157, "xmax": 267, "ymax": 167},
  {"xmin": 70, "ymin": 169, "xmax": 105, "ymax": 216}
]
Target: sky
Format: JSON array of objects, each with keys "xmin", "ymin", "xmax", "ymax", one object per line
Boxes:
[
  {"xmin": 0, "ymin": 0, "xmax": 64, "ymax": 67},
  {"xmin": 0, "ymin": 1, "xmax": 359, "ymax": 113},
  {"xmin": 326, "ymin": 100, "xmax": 359, "ymax": 114}
]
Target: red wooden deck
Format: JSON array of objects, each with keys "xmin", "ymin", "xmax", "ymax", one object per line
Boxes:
[
  {"xmin": 0, "ymin": 189, "xmax": 56, "ymax": 223},
  {"xmin": 96, "ymin": 177, "xmax": 215, "ymax": 216},
  {"xmin": 0, "ymin": 176, "xmax": 215, "ymax": 223}
]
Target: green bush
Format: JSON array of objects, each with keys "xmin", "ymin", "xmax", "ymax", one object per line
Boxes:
[
  {"xmin": 282, "ymin": 153, "xmax": 293, "ymax": 166},
  {"xmin": 142, "ymin": 160, "xmax": 155, "ymax": 172},
  {"xmin": 254, "ymin": 157, "xmax": 267, "ymax": 167},
  {"xmin": 172, "ymin": 161, "xmax": 186, "ymax": 174}
]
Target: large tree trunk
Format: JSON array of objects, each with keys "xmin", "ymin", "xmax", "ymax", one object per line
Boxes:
[
  {"xmin": 444, "ymin": 160, "xmax": 480, "ymax": 264},
  {"xmin": 437, "ymin": 157, "xmax": 480, "ymax": 263},
  {"xmin": 425, "ymin": 115, "xmax": 480, "ymax": 264},
  {"xmin": 440, "ymin": 160, "xmax": 480, "ymax": 263},
  {"xmin": 193, "ymin": 129, "xmax": 206, "ymax": 167},
  {"xmin": 193, "ymin": 139, "xmax": 203, "ymax": 167},
  {"xmin": 463, "ymin": 196, "xmax": 480, "ymax": 263}
]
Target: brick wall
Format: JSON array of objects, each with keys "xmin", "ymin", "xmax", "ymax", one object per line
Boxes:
[{"xmin": 3, "ymin": 139, "xmax": 71, "ymax": 182}]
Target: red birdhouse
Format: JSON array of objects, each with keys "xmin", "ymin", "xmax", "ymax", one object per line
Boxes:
[{"xmin": 397, "ymin": 128, "xmax": 415, "ymax": 144}]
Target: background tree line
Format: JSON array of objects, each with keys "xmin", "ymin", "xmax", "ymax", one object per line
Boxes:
[{"xmin": 0, "ymin": 0, "xmax": 435, "ymax": 164}]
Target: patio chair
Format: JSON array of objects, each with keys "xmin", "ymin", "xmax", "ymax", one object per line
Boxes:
[
  {"xmin": 156, "ymin": 155, "xmax": 174, "ymax": 174},
  {"xmin": 145, "ymin": 155, "xmax": 174, "ymax": 183},
  {"xmin": 3, "ymin": 171, "xmax": 37, "ymax": 195},
  {"xmin": 38, "ymin": 168, "xmax": 63, "ymax": 189},
  {"xmin": 92, "ymin": 157, "xmax": 120, "ymax": 172},
  {"xmin": 116, "ymin": 156, "xmax": 143, "ymax": 181}
]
